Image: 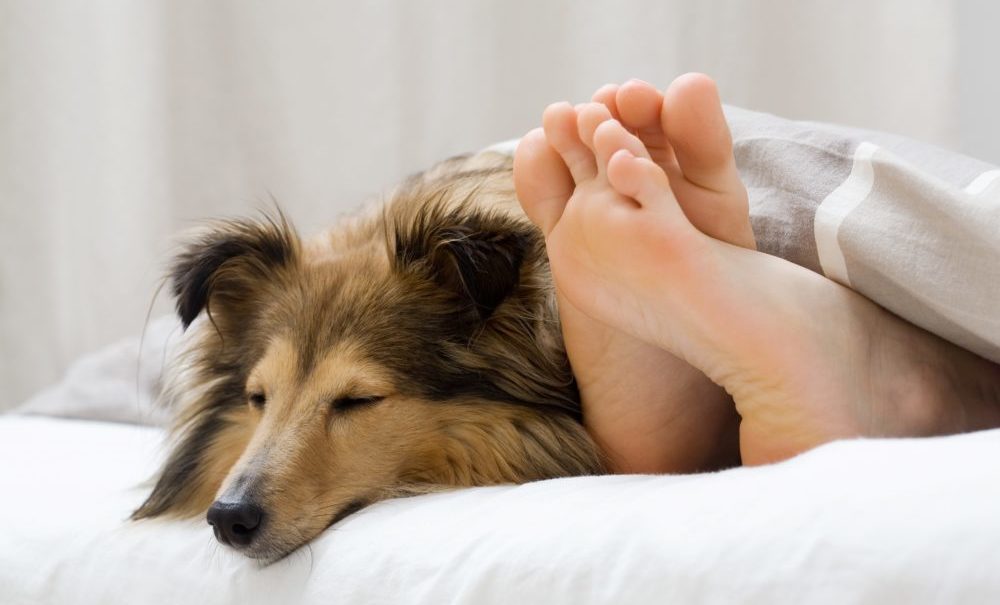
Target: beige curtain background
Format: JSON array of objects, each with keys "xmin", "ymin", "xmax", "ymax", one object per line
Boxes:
[{"xmin": 2, "ymin": 0, "xmax": 998, "ymax": 409}]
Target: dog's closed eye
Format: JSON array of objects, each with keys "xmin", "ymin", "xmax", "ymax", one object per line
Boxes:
[
  {"xmin": 332, "ymin": 395, "xmax": 384, "ymax": 413},
  {"xmin": 248, "ymin": 392, "xmax": 267, "ymax": 409}
]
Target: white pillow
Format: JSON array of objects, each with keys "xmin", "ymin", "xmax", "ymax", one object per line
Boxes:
[{"xmin": 2, "ymin": 415, "xmax": 999, "ymax": 604}]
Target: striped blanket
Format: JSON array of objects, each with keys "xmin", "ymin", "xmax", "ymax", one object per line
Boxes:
[{"xmin": 727, "ymin": 107, "xmax": 999, "ymax": 364}]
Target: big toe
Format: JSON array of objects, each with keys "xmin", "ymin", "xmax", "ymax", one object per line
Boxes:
[
  {"xmin": 662, "ymin": 73, "xmax": 741, "ymax": 196},
  {"xmin": 663, "ymin": 73, "xmax": 754, "ymax": 248},
  {"xmin": 513, "ymin": 128, "xmax": 575, "ymax": 236}
]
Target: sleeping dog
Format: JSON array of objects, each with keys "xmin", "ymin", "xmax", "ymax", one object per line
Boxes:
[{"xmin": 132, "ymin": 151, "xmax": 606, "ymax": 562}]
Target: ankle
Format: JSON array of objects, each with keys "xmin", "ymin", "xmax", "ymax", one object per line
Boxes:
[
  {"xmin": 963, "ymin": 358, "xmax": 1000, "ymax": 429},
  {"xmin": 884, "ymin": 337, "xmax": 1000, "ymax": 436}
]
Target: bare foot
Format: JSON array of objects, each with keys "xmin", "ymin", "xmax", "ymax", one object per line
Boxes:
[
  {"xmin": 536, "ymin": 101, "xmax": 1000, "ymax": 465},
  {"xmin": 590, "ymin": 75, "xmax": 755, "ymax": 249},
  {"xmin": 514, "ymin": 74, "xmax": 750, "ymax": 472}
]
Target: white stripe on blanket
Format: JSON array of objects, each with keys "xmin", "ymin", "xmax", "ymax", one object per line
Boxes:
[{"xmin": 813, "ymin": 142, "xmax": 878, "ymax": 287}]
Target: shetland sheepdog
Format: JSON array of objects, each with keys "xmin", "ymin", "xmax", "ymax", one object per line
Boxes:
[{"xmin": 132, "ymin": 151, "xmax": 606, "ymax": 562}]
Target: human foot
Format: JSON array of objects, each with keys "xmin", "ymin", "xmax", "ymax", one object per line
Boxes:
[
  {"xmin": 540, "ymin": 110, "xmax": 1000, "ymax": 465},
  {"xmin": 513, "ymin": 79, "xmax": 756, "ymax": 472},
  {"xmin": 590, "ymin": 74, "xmax": 755, "ymax": 250},
  {"xmin": 515, "ymin": 126, "xmax": 738, "ymax": 473}
]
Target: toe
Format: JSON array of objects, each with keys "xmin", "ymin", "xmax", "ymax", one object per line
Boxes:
[
  {"xmin": 542, "ymin": 102, "xmax": 597, "ymax": 183},
  {"xmin": 662, "ymin": 73, "xmax": 755, "ymax": 248},
  {"xmin": 615, "ymin": 79, "xmax": 675, "ymax": 170},
  {"xmin": 615, "ymin": 79, "xmax": 662, "ymax": 130},
  {"xmin": 606, "ymin": 149, "xmax": 673, "ymax": 210},
  {"xmin": 591, "ymin": 118, "xmax": 651, "ymax": 174},
  {"xmin": 590, "ymin": 84, "xmax": 621, "ymax": 119},
  {"xmin": 662, "ymin": 73, "xmax": 741, "ymax": 195},
  {"xmin": 513, "ymin": 128, "xmax": 574, "ymax": 236},
  {"xmin": 576, "ymin": 102, "xmax": 615, "ymax": 153}
]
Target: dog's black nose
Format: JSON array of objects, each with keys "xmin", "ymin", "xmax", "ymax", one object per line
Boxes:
[{"xmin": 206, "ymin": 500, "xmax": 265, "ymax": 548}]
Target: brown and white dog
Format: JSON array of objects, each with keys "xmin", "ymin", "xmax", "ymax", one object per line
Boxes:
[{"xmin": 132, "ymin": 151, "xmax": 606, "ymax": 562}]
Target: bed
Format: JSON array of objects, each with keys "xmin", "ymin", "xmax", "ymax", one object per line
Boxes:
[
  {"xmin": 3, "ymin": 317, "xmax": 1000, "ymax": 604},
  {"xmin": 5, "ymin": 108, "xmax": 1000, "ymax": 603}
]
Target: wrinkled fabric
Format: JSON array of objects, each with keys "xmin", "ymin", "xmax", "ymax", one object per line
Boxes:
[{"xmin": 1, "ymin": 415, "xmax": 998, "ymax": 604}]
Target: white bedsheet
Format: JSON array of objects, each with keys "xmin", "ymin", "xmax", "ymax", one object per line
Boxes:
[{"xmin": 1, "ymin": 415, "xmax": 999, "ymax": 604}]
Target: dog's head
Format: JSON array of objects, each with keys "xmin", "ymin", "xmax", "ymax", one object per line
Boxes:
[{"xmin": 132, "ymin": 159, "xmax": 604, "ymax": 562}]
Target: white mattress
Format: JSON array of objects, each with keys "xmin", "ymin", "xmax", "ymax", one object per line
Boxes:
[{"xmin": 2, "ymin": 415, "xmax": 999, "ymax": 604}]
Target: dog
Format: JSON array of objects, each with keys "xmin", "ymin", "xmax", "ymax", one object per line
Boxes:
[{"xmin": 132, "ymin": 150, "xmax": 606, "ymax": 562}]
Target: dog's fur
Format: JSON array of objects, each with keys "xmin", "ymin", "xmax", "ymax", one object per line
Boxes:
[{"xmin": 132, "ymin": 151, "xmax": 606, "ymax": 561}]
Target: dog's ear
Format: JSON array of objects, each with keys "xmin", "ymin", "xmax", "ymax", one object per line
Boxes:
[
  {"xmin": 171, "ymin": 215, "xmax": 298, "ymax": 329},
  {"xmin": 395, "ymin": 208, "xmax": 535, "ymax": 319}
]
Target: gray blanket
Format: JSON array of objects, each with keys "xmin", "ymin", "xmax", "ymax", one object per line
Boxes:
[{"xmin": 727, "ymin": 106, "xmax": 1000, "ymax": 364}]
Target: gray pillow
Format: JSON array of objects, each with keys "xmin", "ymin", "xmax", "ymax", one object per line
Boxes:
[{"xmin": 13, "ymin": 315, "xmax": 179, "ymax": 426}]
